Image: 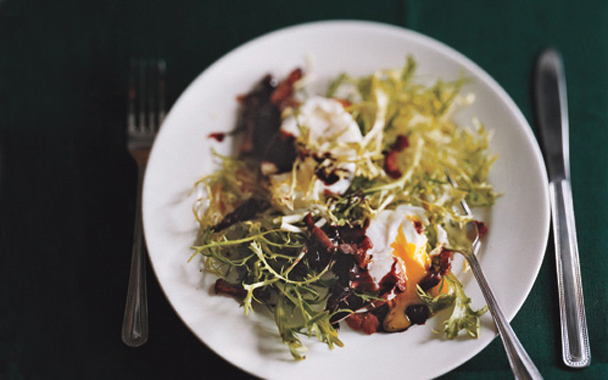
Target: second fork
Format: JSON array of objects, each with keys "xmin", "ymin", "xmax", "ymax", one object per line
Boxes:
[{"xmin": 121, "ymin": 58, "xmax": 166, "ymax": 348}]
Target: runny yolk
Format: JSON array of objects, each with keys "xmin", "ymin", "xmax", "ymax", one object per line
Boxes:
[{"xmin": 383, "ymin": 223, "xmax": 430, "ymax": 332}]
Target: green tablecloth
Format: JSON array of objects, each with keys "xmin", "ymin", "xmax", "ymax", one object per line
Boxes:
[{"xmin": 1, "ymin": 0, "xmax": 607, "ymax": 379}]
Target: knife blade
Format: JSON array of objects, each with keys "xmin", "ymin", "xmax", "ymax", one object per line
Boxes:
[{"xmin": 534, "ymin": 48, "xmax": 591, "ymax": 368}]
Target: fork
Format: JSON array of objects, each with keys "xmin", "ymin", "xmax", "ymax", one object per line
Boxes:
[
  {"xmin": 447, "ymin": 175, "xmax": 543, "ymax": 380},
  {"xmin": 121, "ymin": 58, "xmax": 166, "ymax": 347}
]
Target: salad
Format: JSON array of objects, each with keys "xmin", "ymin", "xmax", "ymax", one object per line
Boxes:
[{"xmin": 191, "ymin": 57, "xmax": 498, "ymax": 360}]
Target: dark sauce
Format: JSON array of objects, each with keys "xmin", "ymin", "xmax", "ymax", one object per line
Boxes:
[
  {"xmin": 262, "ymin": 130, "xmax": 297, "ymax": 174},
  {"xmin": 405, "ymin": 304, "xmax": 431, "ymax": 325},
  {"xmin": 236, "ymin": 75, "xmax": 282, "ymax": 158},
  {"xmin": 208, "ymin": 132, "xmax": 226, "ymax": 142},
  {"xmin": 315, "ymin": 166, "xmax": 341, "ymax": 185}
]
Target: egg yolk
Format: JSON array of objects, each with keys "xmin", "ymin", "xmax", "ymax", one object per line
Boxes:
[
  {"xmin": 390, "ymin": 223, "xmax": 429, "ymax": 271},
  {"xmin": 383, "ymin": 223, "xmax": 430, "ymax": 332}
]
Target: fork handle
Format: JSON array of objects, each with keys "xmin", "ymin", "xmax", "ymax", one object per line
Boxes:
[
  {"xmin": 466, "ymin": 252, "xmax": 543, "ymax": 380},
  {"xmin": 549, "ymin": 179, "xmax": 591, "ymax": 367},
  {"xmin": 121, "ymin": 162, "xmax": 149, "ymax": 347}
]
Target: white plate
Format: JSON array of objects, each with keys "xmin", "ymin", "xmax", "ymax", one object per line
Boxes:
[{"xmin": 143, "ymin": 20, "xmax": 550, "ymax": 380}]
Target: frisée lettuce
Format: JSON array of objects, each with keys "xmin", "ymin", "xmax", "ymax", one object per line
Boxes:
[{"xmin": 190, "ymin": 57, "xmax": 497, "ymax": 360}]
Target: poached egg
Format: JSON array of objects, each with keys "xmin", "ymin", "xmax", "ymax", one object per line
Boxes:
[
  {"xmin": 365, "ymin": 204, "xmax": 443, "ymax": 331},
  {"xmin": 269, "ymin": 96, "xmax": 363, "ymax": 212}
]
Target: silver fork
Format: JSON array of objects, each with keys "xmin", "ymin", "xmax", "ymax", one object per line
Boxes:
[
  {"xmin": 121, "ymin": 58, "xmax": 166, "ymax": 347},
  {"xmin": 447, "ymin": 175, "xmax": 543, "ymax": 380}
]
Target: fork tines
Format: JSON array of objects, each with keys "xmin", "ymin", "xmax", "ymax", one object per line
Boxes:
[{"xmin": 128, "ymin": 58, "xmax": 166, "ymax": 136}]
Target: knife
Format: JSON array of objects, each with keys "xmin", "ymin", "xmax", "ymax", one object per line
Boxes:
[{"xmin": 534, "ymin": 48, "xmax": 591, "ymax": 368}]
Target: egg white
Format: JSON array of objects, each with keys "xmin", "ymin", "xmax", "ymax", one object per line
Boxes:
[
  {"xmin": 366, "ymin": 205, "xmax": 429, "ymax": 285},
  {"xmin": 280, "ymin": 95, "xmax": 363, "ymax": 147},
  {"xmin": 268, "ymin": 97, "xmax": 363, "ymax": 212}
]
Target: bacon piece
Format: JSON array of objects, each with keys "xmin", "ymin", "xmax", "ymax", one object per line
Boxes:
[
  {"xmin": 327, "ymin": 256, "xmax": 375, "ymax": 316},
  {"xmin": 328, "ymin": 219, "xmax": 370, "ymax": 245},
  {"xmin": 214, "ymin": 279, "xmax": 247, "ymax": 299},
  {"xmin": 270, "ymin": 68, "xmax": 303, "ymax": 110},
  {"xmin": 303, "ymin": 213, "xmax": 336, "ymax": 272},
  {"xmin": 336, "ymin": 239, "xmax": 372, "ymax": 268},
  {"xmin": 325, "ymin": 220, "xmax": 380, "ymax": 319},
  {"xmin": 384, "ymin": 150, "xmax": 400, "ymax": 179},
  {"xmin": 233, "ymin": 71, "xmax": 302, "ymax": 173},
  {"xmin": 413, "ymin": 220, "xmax": 424, "ymax": 234},
  {"xmin": 304, "ymin": 214, "xmax": 333, "ymax": 252},
  {"xmin": 214, "ymin": 279, "xmax": 270, "ymax": 302},
  {"xmin": 351, "ymin": 271, "xmax": 376, "ymax": 293},
  {"xmin": 475, "ymin": 220, "xmax": 488, "ymax": 238},
  {"xmin": 383, "ymin": 135, "xmax": 410, "ymax": 179},
  {"xmin": 392, "ymin": 135, "xmax": 410, "ymax": 151},
  {"xmin": 418, "ymin": 272, "xmax": 441, "ymax": 291},
  {"xmin": 345, "ymin": 312, "xmax": 381, "ymax": 334},
  {"xmin": 378, "ymin": 260, "xmax": 407, "ymax": 295},
  {"xmin": 333, "ymin": 98, "xmax": 352, "ymax": 108},
  {"xmin": 418, "ymin": 249, "xmax": 455, "ymax": 291}
]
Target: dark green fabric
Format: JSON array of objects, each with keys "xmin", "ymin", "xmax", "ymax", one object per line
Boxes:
[{"xmin": 1, "ymin": 0, "xmax": 606, "ymax": 379}]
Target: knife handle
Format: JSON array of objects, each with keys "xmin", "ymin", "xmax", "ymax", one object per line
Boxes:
[{"xmin": 549, "ymin": 179, "xmax": 591, "ymax": 368}]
